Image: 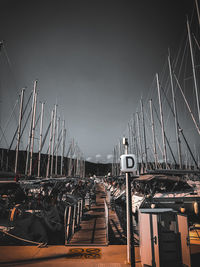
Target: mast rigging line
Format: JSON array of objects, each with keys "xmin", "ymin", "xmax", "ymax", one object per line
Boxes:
[
  {"xmin": 41, "ymin": 122, "xmax": 51, "ymax": 153},
  {"xmin": 0, "ymin": 125, "xmax": 9, "ymax": 147},
  {"xmin": 173, "ymin": 73, "xmax": 200, "ymax": 136},
  {"xmin": 0, "ymin": 99, "xmax": 18, "ymax": 144},
  {"xmin": 152, "ymin": 103, "xmax": 177, "ymax": 165},
  {"xmin": 144, "ymin": 107, "xmax": 163, "ymax": 166},
  {"xmin": 8, "ymin": 91, "xmax": 33, "ymax": 151},
  {"xmin": 160, "ymin": 76, "xmax": 199, "ymax": 169},
  {"xmin": 53, "ymin": 129, "xmax": 62, "ymax": 155},
  {"xmin": 192, "ymin": 33, "xmax": 200, "ymax": 51},
  {"xmin": 0, "ymin": 41, "xmax": 18, "ymax": 91}
]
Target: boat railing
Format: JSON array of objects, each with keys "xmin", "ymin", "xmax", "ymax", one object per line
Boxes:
[
  {"xmin": 104, "ymin": 199, "xmax": 109, "ymax": 245},
  {"xmin": 64, "ymin": 198, "xmax": 83, "ymax": 245}
]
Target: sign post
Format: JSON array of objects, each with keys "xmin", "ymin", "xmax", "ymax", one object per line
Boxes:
[{"xmin": 121, "ymin": 137, "xmax": 136, "ymax": 267}]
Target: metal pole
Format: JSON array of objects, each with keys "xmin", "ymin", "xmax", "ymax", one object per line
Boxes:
[
  {"xmin": 66, "ymin": 206, "xmax": 72, "ymax": 243},
  {"xmin": 37, "ymin": 102, "xmax": 44, "ymax": 177},
  {"xmin": 15, "ymin": 88, "xmax": 25, "ymax": 174},
  {"xmin": 76, "ymin": 201, "xmax": 80, "ymax": 226},
  {"xmin": 123, "ymin": 137, "xmax": 135, "ymax": 267},
  {"xmin": 168, "ymin": 53, "xmax": 182, "ymax": 168},
  {"xmin": 51, "ymin": 104, "xmax": 57, "ymax": 177},
  {"xmin": 149, "ymin": 99, "xmax": 158, "ymax": 169},
  {"xmin": 140, "ymin": 99, "xmax": 148, "ymax": 170},
  {"xmin": 156, "ymin": 73, "xmax": 167, "ymax": 167},
  {"xmin": 29, "ymin": 83, "xmax": 38, "ymax": 176},
  {"xmin": 80, "ymin": 199, "xmax": 83, "ymax": 220},
  {"xmin": 187, "ymin": 18, "xmax": 200, "ymax": 125},
  {"xmin": 72, "ymin": 204, "xmax": 76, "ymax": 235}
]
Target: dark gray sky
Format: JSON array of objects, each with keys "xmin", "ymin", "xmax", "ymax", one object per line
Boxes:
[{"xmin": 0, "ymin": 0, "xmax": 197, "ymax": 162}]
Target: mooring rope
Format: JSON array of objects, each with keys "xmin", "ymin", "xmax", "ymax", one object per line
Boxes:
[{"xmin": 0, "ymin": 228, "xmax": 47, "ymax": 247}]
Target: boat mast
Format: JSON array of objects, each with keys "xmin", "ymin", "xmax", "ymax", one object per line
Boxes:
[
  {"xmin": 50, "ymin": 104, "xmax": 57, "ymax": 177},
  {"xmin": 168, "ymin": 52, "xmax": 182, "ymax": 168},
  {"xmin": 46, "ymin": 109, "xmax": 54, "ymax": 178},
  {"xmin": 187, "ymin": 18, "xmax": 200, "ymax": 125},
  {"xmin": 63, "ymin": 129, "xmax": 66, "ymax": 175},
  {"xmin": 117, "ymin": 142, "xmax": 120, "ymax": 175},
  {"xmin": 111, "ymin": 149, "xmax": 114, "ymax": 176},
  {"xmin": 112, "ymin": 147, "xmax": 116, "ymax": 176},
  {"xmin": 140, "ymin": 98, "xmax": 148, "ymax": 170},
  {"xmin": 156, "ymin": 73, "xmax": 167, "ymax": 168},
  {"xmin": 130, "ymin": 118, "xmax": 134, "ymax": 154},
  {"xmin": 136, "ymin": 112, "xmax": 143, "ymax": 172},
  {"xmin": 68, "ymin": 140, "xmax": 72, "ymax": 177},
  {"xmin": 149, "ymin": 99, "xmax": 158, "ymax": 169},
  {"xmin": 81, "ymin": 156, "xmax": 85, "ymax": 178},
  {"xmin": 55, "ymin": 116, "xmax": 60, "ymax": 176},
  {"xmin": 29, "ymin": 85, "xmax": 37, "ymax": 176},
  {"xmin": 76, "ymin": 145, "xmax": 80, "ymax": 177},
  {"xmin": 25, "ymin": 82, "xmax": 37, "ymax": 175},
  {"xmin": 15, "ymin": 88, "xmax": 25, "ymax": 174},
  {"xmin": 133, "ymin": 115, "xmax": 139, "ymax": 162},
  {"xmin": 195, "ymin": 0, "xmax": 200, "ymax": 28},
  {"xmin": 61, "ymin": 120, "xmax": 65, "ymax": 176},
  {"xmin": 128, "ymin": 122, "xmax": 132, "ymax": 153},
  {"xmin": 37, "ymin": 102, "xmax": 44, "ymax": 177}
]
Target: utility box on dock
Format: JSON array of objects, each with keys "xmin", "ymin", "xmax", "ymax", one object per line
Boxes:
[{"xmin": 139, "ymin": 209, "xmax": 191, "ymax": 267}]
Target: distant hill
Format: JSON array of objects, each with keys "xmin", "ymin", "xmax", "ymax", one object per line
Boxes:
[
  {"xmin": 85, "ymin": 161, "xmax": 111, "ymax": 177},
  {"xmin": 0, "ymin": 148, "xmax": 111, "ymax": 177}
]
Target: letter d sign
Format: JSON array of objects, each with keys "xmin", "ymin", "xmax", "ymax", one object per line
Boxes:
[{"xmin": 120, "ymin": 154, "xmax": 137, "ymax": 172}]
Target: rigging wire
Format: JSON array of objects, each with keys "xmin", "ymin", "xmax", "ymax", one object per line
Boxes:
[{"xmin": 0, "ymin": 99, "xmax": 19, "ymax": 145}]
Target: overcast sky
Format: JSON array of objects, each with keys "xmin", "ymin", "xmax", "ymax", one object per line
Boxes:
[{"xmin": 0, "ymin": 0, "xmax": 197, "ymax": 163}]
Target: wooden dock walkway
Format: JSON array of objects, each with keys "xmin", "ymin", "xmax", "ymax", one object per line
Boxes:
[{"xmin": 69, "ymin": 183, "xmax": 107, "ymax": 245}]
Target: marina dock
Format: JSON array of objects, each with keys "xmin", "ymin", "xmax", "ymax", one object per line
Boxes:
[
  {"xmin": 0, "ymin": 245, "xmax": 142, "ymax": 267},
  {"xmin": 0, "ymin": 183, "xmax": 142, "ymax": 267},
  {"xmin": 69, "ymin": 183, "xmax": 107, "ymax": 245}
]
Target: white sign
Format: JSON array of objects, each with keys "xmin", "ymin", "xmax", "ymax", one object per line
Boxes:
[{"xmin": 120, "ymin": 154, "xmax": 137, "ymax": 172}]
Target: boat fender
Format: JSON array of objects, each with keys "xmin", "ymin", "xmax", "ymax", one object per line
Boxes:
[
  {"xmin": 194, "ymin": 201, "xmax": 199, "ymax": 215},
  {"xmin": 10, "ymin": 204, "xmax": 21, "ymax": 222}
]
